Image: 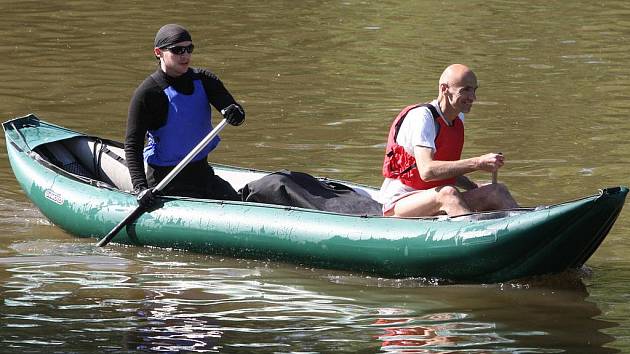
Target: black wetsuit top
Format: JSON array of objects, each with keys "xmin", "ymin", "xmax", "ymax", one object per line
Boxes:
[{"xmin": 124, "ymin": 67, "xmax": 238, "ymax": 191}]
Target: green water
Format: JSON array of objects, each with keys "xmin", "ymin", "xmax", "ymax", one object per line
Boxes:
[{"xmin": 1, "ymin": 0, "xmax": 629, "ymax": 352}]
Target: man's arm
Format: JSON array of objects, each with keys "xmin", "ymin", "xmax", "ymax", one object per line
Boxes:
[
  {"xmin": 124, "ymin": 98, "xmax": 150, "ymax": 191},
  {"xmin": 413, "ymin": 146, "xmax": 504, "ymax": 182},
  {"xmin": 124, "ymin": 80, "xmax": 168, "ymax": 191},
  {"xmin": 198, "ymin": 69, "xmax": 245, "ymax": 126},
  {"xmin": 198, "ymin": 69, "xmax": 240, "ymax": 112}
]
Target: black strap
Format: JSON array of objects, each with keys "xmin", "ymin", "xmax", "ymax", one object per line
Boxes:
[
  {"xmin": 399, "ymin": 161, "xmax": 417, "ymax": 175},
  {"xmin": 104, "ymin": 148, "xmax": 127, "ymax": 165},
  {"xmin": 92, "ymin": 140, "xmax": 128, "ymax": 180},
  {"xmin": 390, "ymin": 103, "xmax": 441, "ymax": 176},
  {"xmin": 425, "ymin": 104, "xmax": 440, "ymax": 120},
  {"xmin": 393, "ymin": 103, "xmax": 440, "ymax": 142}
]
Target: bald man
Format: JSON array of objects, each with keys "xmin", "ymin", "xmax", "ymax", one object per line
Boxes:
[{"xmin": 380, "ymin": 64, "xmax": 518, "ymax": 217}]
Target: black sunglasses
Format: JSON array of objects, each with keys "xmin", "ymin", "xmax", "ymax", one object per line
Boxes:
[{"xmin": 164, "ymin": 44, "xmax": 194, "ymax": 55}]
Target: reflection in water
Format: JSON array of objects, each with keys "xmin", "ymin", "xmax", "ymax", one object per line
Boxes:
[
  {"xmin": 369, "ymin": 277, "xmax": 618, "ymax": 353},
  {"xmin": 374, "ymin": 314, "xmax": 502, "ymax": 353},
  {"xmin": 0, "ymin": 245, "xmax": 619, "ymax": 353}
]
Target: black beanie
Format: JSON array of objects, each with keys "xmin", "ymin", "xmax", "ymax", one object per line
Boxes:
[{"xmin": 154, "ymin": 24, "xmax": 192, "ymax": 48}]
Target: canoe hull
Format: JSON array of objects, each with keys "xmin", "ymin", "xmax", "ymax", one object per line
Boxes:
[{"xmin": 4, "ymin": 115, "xmax": 628, "ymax": 283}]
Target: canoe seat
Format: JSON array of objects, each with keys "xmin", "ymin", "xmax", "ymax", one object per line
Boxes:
[
  {"xmin": 38, "ymin": 143, "xmax": 95, "ymax": 179},
  {"xmin": 35, "ymin": 137, "xmax": 134, "ymax": 191},
  {"xmin": 62, "ymin": 137, "xmax": 134, "ymax": 191}
]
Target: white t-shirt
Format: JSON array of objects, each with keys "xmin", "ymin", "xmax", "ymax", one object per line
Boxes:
[{"xmin": 378, "ymin": 100, "xmax": 465, "ymax": 206}]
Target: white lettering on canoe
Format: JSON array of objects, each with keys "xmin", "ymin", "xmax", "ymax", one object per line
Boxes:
[
  {"xmin": 44, "ymin": 189, "xmax": 64, "ymax": 205},
  {"xmin": 459, "ymin": 230, "xmax": 497, "ymax": 245}
]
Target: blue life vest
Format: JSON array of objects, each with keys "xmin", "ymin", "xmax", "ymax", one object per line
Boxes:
[{"xmin": 143, "ymin": 79, "xmax": 220, "ymax": 166}]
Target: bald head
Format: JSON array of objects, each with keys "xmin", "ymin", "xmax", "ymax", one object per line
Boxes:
[{"xmin": 439, "ymin": 64, "xmax": 477, "ymax": 88}]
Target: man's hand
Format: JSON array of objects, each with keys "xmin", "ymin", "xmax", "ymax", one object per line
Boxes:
[
  {"xmin": 221, "ymin": 104, "xmax": 245, "ymax": 126},
  {"xmin": 476, "ymin": 152, "xmax": 505, "ymax": 172},
  {"xmin": 133, "ymin": 187, "xmax": 157, "ymax": 208}
]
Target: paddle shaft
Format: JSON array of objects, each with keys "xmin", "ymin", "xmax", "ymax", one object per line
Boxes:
[
  {"xmin": 492, "ymin": 152, "xmax": 502, "ymax": 184},
  {"xmin": 96, "ymin": 119, "xmax": 229, "ymax": 247}
]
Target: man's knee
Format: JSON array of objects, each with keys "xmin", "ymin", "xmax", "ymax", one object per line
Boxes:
[{"xmin": 436, "ymin": 185, "xmax": 463, "ymax": 202}]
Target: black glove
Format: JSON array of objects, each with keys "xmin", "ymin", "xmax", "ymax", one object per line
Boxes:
[
  {"xmin": 133, "ymin": 187, "xmax": 157, "ymax": 208},
  {"xmin": 222, "ymin": 104, "xmax": 245, "ymax": 126}
]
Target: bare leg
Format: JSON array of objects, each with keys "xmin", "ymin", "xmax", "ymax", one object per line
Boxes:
[
  {"xmin": 390, "ymin": 186, "xmax": 472, "ymax": 217},
  {"xmin": 461, "ymin": 183, "xmax": 518, "ymax": 212}
]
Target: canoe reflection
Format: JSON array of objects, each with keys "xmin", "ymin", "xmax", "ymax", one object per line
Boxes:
[
  {"xmin": 374, "ymin": 314, "xmax": 508, "ymax": 352},
  {"xmin": 376, "ymin": 321, "xmax": 458, "ymax": 349},
  {"xmin": 371, "ymin": 273, "xmax": 619, "ymax": 353}
]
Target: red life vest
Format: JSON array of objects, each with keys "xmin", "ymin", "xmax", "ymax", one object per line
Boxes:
[{"xmin": 382, "ymin": 103, "xmax": 464, "ymax": 190}]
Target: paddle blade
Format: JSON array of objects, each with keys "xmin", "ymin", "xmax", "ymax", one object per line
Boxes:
[{"xmin": 96, "ymin": 205, "xmax": 146, "ymax": 247}]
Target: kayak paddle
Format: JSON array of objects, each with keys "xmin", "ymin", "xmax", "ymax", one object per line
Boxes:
[{"xmin": 96, "ymin": 118, "xmax": 229, "ymax": 247}]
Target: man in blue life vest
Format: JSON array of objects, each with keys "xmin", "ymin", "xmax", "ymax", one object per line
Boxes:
[
  {"xmin": 125, "ymin": 24, "xmax": 245, "ymax": 205},
  {"xmin": 380, "ymin": 64, "xmax": 518, "ymax": 217}
]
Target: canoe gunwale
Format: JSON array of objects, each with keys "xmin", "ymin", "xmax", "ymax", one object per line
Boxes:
[
  {"xmin": 8, "ymin": 120, "xmax": 34, "ymax": 152},
  {"xmin": 8, "ymin": 123, "xmax": 625, "ymax": 221},
  {"xmin": 6, "ymin": 113, "xmax": 622, "ymax": 221}
]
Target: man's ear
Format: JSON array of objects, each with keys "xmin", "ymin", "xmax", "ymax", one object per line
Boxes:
[
  {"xmin": 439, "ymin": 83, "xmax": 449, "ymax": 95},
  {"xmin": 153, "ymin": 47, "xmax": 162, "ymax": 58}
]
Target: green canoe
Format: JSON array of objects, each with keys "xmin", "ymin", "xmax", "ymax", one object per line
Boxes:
[{"xmin": 3, "ymin": 114, "xmax": 628, "ymax": 283}]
